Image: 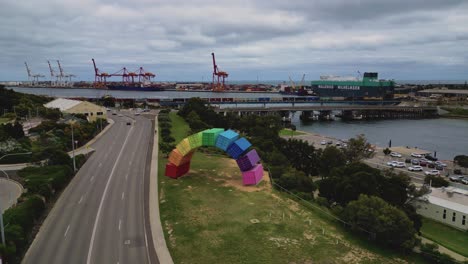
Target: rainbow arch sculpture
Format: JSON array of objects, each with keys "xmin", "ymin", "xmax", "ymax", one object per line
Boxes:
[{"xmin": 164, "ymin": 128, "xmax": 263, "ymax": 185}]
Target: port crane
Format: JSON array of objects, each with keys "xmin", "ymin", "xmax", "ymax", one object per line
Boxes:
[
  {"xmin": 47, "ymin": 60, "xmax": 58, "ymax": 86},
  {"xmin": 211, "ymin": 52, "xmax": 228, "ymax": 92},
  {"xmin": 24, "ymin": 62, "xmax": 45, "ymax": 86},
  {"xmin": 92, "ymin": 58, "xmax": 110, "ymax": 87},
  {"xmin": 56, "ymin": 60, "xmax": 76, "ymax": 86}
]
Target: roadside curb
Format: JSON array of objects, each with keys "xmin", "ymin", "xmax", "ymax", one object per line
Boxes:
[
  {"xmin": 149, "ymin": 115, "xmax": 174, "ymax": 264},
  {"xmin": 0, "ymin": 177, "xmax": 24, "ymax": 212}
]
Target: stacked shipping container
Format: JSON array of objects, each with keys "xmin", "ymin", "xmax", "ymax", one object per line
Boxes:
[{"xmin": 164, "ymin": 128, "xmax": 264, "ymax": 185}]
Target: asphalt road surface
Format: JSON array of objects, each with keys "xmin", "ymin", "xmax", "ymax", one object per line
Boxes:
[{"xmin": 23, "ymin": 113, "xmax": 157, "ymax": 264}]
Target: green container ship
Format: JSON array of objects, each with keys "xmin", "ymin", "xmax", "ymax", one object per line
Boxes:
[{"xmin": 311, "ymin": 72, "xmax": 395, "ymax": 100}]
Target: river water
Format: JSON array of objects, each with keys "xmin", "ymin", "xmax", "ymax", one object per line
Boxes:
[
  {"xmin": 8, "ymin": 87, "xmax": 468, "ymax": 160},
  {"xmin": 292, "ymin": 117, "xmax": 468, "ymax": 161}
]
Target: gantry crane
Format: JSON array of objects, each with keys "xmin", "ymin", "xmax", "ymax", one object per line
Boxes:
[
  {"xmin": 211, "ymin": 52, "xmax": 228, "ymax": 92},
  {"xmin": 24, "ymin": 62, "xmax": 45, "ymax": 86},
  {"xmin": 47, "ymin": 60, "xmax": 59, "ymax": 86},
  {"xmin": 56, "ymin": 60, "xmax": 75, "ymax": 86},
  {"xmin": 92, "ymin": 58, "xmax": 110, "ymax": 87}
]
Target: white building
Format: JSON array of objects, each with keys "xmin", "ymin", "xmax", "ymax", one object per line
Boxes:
[
  {"xmin": 415, "ymin": 187, "xmax": 468, "ymax": 231},
  {"xmin": 44, "ymin": 98, "xmax": 106, "ymax": 122}
]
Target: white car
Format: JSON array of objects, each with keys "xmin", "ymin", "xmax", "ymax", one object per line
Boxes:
[
  {"xmin": 320, "ymin": 140, "xmax": 327, "ymax": 145},
  {"xmin": 424, "ymin": 170, "xmax": 440, "ymax": 176},
  {"xmin": 390, "ymin": 152, "xmax": 402, "ymax": 158},
  {"xmin": 434, "ymin": 161, "xmax": 447, "ymax": 167},
  {"xmin": 408, "ymin": 165, "xmax": 423, "ymax": 171},
  {"xmin": 411, "ymin": 153, "xmax": 423, "ymax": 158},
  {"xmin": 387, "ymin": 161, "xmax": 398, "ymax": 167},
  {"xmin": 395, "ymin": 162, "xmax": 406, "ymax": 168}
]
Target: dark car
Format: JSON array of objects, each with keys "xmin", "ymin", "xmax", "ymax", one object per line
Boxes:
[
  {"xmin": 435, "ymin": 165, "xmax": 444, "ymax": 171},
  {"xmin": 454, "ymin": 169, "xmax": 462, "ymax": 175},
  {"xmin": 428, "ymin": 163, "xmax": 435, "ymax": 168},
  {"xmin": 405, "ymin": 158, "xmax": 412, "ymax": 163},
  {"xmin": 126, "ymin": 122, "xmax": 131, "ymax": 125},
  {"xmin": 425, "ymin": 155, "xmax": 438, "ymax": 161},
  {"xmin": 411, "ymin": 159, "xmax": 420, "ymax": 165},
  {"xmin": 419, "ymin": 160, "xmax": 428, "ymax": 167}
]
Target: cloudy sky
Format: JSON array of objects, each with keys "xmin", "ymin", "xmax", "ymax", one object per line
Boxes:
[{"xmin": 1, "ymin": 0, "xmax": 467, "ymax": 81}]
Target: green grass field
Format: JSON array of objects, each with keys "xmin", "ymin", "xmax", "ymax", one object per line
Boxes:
[
  {"xmin": 279, "ymin": 128, "xmax": 305, "ymax": 136},
  {"xmin": 420, "ymin": 217, "xmax": 468, "ymax": 257},
  {"xmin": 159, "ymin": 112, "xmax": 423, "ymax": 263}
]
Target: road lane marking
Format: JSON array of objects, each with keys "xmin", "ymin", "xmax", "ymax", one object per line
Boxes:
[
  {"xmin": 121, "ymin": 192, "xmax": 125, "ymax": 200},
  {"xmin": 64, "ymin": 225, "xmax": 70, "ymax": 237},
  {"xmin": 87, "ymin": 125, "xmax": 134, "ymax": 264},
  {"xmin": 129, "ymin": 160, "xmax": 132, "ymax": 166},
  {"xmin": 98, "ymin": 162, "xmax": 102, "ymax": 168},
  {"xmin": 125, "ymin": 174, "xmax": 128, "ymax": 181},
  {"xmin": 90, "ymin": 176, "xmax": 95, "ymax": 182},
  {"xmin": 78, "ymin": 196, "xmax": 83, "ymax": 204},
  {"xmin": 118, "ymin": 219, "xmax": 121, "ymax": 231}
]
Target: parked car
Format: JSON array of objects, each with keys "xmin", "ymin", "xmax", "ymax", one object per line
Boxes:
[
  {"xmin": 395, "ymin": 162, "xmax": 406, "ymax": 168},
  {"xmin": 112, "ymin": 112, "xmax": 116, "ymax": 115},
  {"xmin": 320, "ymin": 140, "xmax": 327, "ymax": 145},
  {"xmin": 425, "ymin": 170, "xmax": 440, "ymax": 176},
  {"xmin": 411, "ymin": 159, "xmax": 420, "ymax": 165},
  {"xmin": 425, "ymin": 155, "xmax": 438, "ymax": 161},
  {"xmin": 435, "ymin": 165, "xmax": 444, "ymax": 171},
  {"xmin": 387, "ymin": 161, "xmax": 398, "ymax": 167},
  {"xmin": 335, "ymin": 142, "xmax": 341, "ymax": 147},
  {"xmin": 434, "ymin": 161, "xmax": 447, "ymax": 167},
  {"xmin": 390, "ymin": 152, "xmax": 402, "ymax": 158},
  {"xmin": 461, "ymin": 177, "xmax": 468, "ymax": 185},
  {"xmin": 411, "ymin": 153, "xmax": 423, "ymax": 158},
  {"xmin": 327, "ymin": 140, "xmax": 333, "ymax": 145},
  {"xmin": 405, "ymin": 158, "xmax": 412, "ymax": 163},
  {"xmin": 408, "ymin": 166, "xmax": 423, "ymax": 171},
  {"xmin": 449, "ymin": 175, "xmax": 464, "ymax": 182},
  {"xmin": 428, "ymin": 163, "xmax": 435, "ymax": 169},
  {"xmin": 454, "ymin": 169, "xmax": 462, "ymax": 175},
  {"xmin": 126, "ymin": 122, "xmax": 131, "ymax": 126},
  {"xmin": 419, "ymin": 160, "xmax": 428, "ymax": 167}
]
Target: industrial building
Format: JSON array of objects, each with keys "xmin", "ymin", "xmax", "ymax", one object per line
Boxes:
[
  {"xmin": 44, "ymin": 98, "xmax": 106, "ymax": 122},
  {"xmin": 415, "ymin": 187, "xmax": 468, "ymax": 231}
]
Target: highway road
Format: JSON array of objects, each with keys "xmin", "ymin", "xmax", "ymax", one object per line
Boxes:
[{"xmin": 23, "ymin": 113, "xmax": 157, "ymax": 264}]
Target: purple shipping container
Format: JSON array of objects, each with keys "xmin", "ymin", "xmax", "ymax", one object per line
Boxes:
[
  {"xmin": 242, "ymin": 164, "xmax": 264, "ymax": 185},
  {"xmin": 236, "ymin": 149, "xmax": 260, "ymax": 172},
  {"xmin": 227, "ymin": 137, "xmax": 252, "ymax": 159}
]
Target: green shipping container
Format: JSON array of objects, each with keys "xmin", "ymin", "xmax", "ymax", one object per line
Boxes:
[{"xmin": 202, "ymin": 128, "xmax": 224, "ymax": 146}]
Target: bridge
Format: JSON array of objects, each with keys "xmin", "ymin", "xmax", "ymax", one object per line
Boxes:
[{"xmin": 214, "ymin": 104, "xmax": 439, "ymax": 121}]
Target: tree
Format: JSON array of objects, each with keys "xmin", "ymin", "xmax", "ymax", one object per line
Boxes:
[
  {"xmin": 342, "ymin": 195, "xmax": 416, "ymax": 250},
  {"xmin": 319, "ymin": 146, "xmax": 346, "ymax": 178},
  {"xmin": 159, "ymin": 142, "xmax": 175, "ymax": 157},
  {"xmin": 383, "ymin": 148, "xmax": 391, "ymax": 155},
  {"xmin": 342, "ymin": 134, "xmax": 375, "ymax": 162},
  {"xmin": 424, "ymin": 175, "xmax": 449, "ymax": 187},
  {"xmin": 454, "ymin": 155, "xmax": 468, "ymax": 172}
]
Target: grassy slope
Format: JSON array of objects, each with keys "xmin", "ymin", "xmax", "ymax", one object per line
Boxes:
[
  {"xmin": 279, "ymin": 128, "xmax": 305, "ymax": 136},
  {"xmin": 420, "ymin": 217, "xmax": 468, "ymax": 257},
  {"xmin": 159, "ymin": 112, "xmax": 422, "ymax": 264},
  {"xmin": 0, "ymin": 117, "xmax": 11, "ymax": 124}
]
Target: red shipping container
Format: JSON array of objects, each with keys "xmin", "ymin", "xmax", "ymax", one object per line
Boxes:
[{"xmin": 165, "ymin": 162, "xmax": 191, "ymax": 179}]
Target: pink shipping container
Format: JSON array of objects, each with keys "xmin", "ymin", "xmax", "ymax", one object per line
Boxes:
[{"xmin": 242, "ymin": 164, "xmax": 264, "ymax": 186}]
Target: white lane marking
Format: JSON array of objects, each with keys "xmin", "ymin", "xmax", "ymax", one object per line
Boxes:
[
  {"xmin": 78, "ymin": 196, "xmax": 83, "ymax": 204},
  {"xmin": 125, "ymin": 174, "xmax": 128, "ymax": 181},
  {"xmin": 90, "ymin": 175, "xmax": 95, "ymax": 182},
  {"xmin": 64, "ymin": 225, "xmax": 70, "ymax": 237},
  {"xmin": 129, "ymin": 160, "xmax": 132, "ymax": 166},
  {"xmin": 86, "ymin": 125, "xmax": 134, "ymax": 264},
  {"xmin": 118, "ymin": 219, "xmax": 121, "ymax": 231},
  {"xmin": 121, "ymin": 192, "xmax": 125, "ymax": 200},
  {"xmin": 98, "ymin": 162, "xmax": 102, "ymax": 167}
]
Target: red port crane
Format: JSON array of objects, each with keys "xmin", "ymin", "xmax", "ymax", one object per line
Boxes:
[
  {"xmin": 211, "ymin": 52, "xmax": 228, "ymax": 92},
  {"xmin": 137, "ymin": 67, "xmax": 156, "ymax": 83},
  {"xmin": 92, "ymin": 58, "xmax": 110, "ymax": 87},
  {"xmin": 24, "ymin": 62, "xmax": 45, "ymax": 85}
]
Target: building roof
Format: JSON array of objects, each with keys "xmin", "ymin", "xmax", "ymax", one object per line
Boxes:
[
  {"xmin": 419, "ymin": 89, "xmax": 468, "ymax": 95},
  {"xmin": 44, "ymin": 98, "xmax": 82, "ymax": 111},
  {"xmin": 423, "ymin": 187, "xmax": 468, "ymax": 214}
]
